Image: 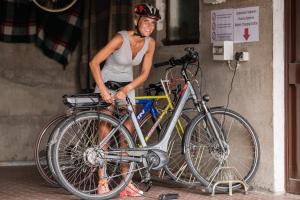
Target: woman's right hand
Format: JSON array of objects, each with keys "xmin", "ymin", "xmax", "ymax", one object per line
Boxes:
[{"xmin": 101, "ymin": 89, "xmax": 113, "ymax": 104}]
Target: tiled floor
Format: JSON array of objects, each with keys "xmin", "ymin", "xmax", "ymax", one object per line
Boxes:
[{"xmin": 1, "ymin": 166, "xmax": 300, "ymax": 200}]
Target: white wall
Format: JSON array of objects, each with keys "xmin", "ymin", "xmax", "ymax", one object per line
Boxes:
[{"xmin": 272, "ymin": 0, "xmax": 285, "ymax": 193}]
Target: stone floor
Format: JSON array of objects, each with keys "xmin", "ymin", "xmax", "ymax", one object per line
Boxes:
[{"xmin": 1, "ymin": 166, "xmax": 300, "ymax": 200}]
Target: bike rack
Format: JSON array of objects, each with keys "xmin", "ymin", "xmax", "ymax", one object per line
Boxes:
[{"xmin": 207, "ymin": 166, "xmax": 249, "ymax": 196}]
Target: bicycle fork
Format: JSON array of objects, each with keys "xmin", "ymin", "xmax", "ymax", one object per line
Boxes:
[{"xmin": 200, "ymin": 98, "xmax": 227, "ymax": 153}]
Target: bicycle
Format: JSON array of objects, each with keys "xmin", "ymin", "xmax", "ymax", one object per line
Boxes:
[
  {"xmin": 48, "ymin": 47, "xmax": 259, "ymax": 199},
  {"xmin": 35, "ymin": 80, "xmax": 192, "ymax": 186},
  {"xmin": 154, "ymin": 52, "xmax": 260, "ymax": 192},
  {"xmin": 33, "ymin": 0, "xmax": 78, "ymax": 13}
]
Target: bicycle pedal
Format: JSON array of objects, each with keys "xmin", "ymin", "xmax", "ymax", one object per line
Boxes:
[
  {"xmin": 144, "ymin": 180, "xmax": 152, "ymax": 192},
  {"xmin": 158, "ymin": 193, "xmax": 179, "ymax": 200},
  {"xmin": 141, "ymin": 169, "xmax": 151, "ymax": 183}
]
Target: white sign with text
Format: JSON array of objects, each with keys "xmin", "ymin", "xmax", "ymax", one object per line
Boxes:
[
  {"xmin": 234, "ymin": 7, "xmax": 259, "ymax": 42},
  {"xmin": 211, "ymin": 9, "xmax": 234, "ymax": 42},
  {"xmin": 211, "ymin": 6, "xmax": 259, "ymax": 43}
]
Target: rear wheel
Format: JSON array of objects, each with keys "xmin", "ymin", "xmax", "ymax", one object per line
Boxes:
[
  {"xmin": 52, "ymin": 112, "xmax": 135, "ymax": 200},
  {"xmin": 34, "ymin": 114, "xmax": 67, "ymax": 186},
  {"xmin": 184, "ymin": 108, "xmax": 260, "ymax": 191}
]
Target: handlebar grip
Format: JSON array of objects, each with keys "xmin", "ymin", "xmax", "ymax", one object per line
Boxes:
[{"xmin": 154, "ymin": 61, "xmax": 170, "ymax": 68}]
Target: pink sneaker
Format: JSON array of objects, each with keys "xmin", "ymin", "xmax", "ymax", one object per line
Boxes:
[{"xmin": 119, "ymin": 183, "xmax": 143, "ymax": 197}]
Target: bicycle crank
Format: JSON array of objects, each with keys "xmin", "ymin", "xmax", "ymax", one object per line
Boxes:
[{"xmin": 145, "ymin": 150, "xmax": 168, "ymax": 170}]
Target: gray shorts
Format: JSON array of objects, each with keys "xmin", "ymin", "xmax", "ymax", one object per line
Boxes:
[{"xmin": 94, "ymin": 87, "xmax": 135, "ymax": 105}]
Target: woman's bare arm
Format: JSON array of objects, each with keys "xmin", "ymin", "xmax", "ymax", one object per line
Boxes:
[{"xmin": 89, "ymin": 34, "xmax": 123, "ymax": 103}]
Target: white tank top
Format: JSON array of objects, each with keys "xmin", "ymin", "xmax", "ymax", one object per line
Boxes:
[{"xmin": 101, "ymin": 30, "xmax": 150, "ymax": 83}]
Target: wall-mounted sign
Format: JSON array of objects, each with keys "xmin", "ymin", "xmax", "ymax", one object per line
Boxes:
[
  {"xmin": 211, "ymin": 6, "xmax": 259, "ymax": 43},
  {"xmin": 234, "ymin": 7, "xmax": 259, "ymax": 42},
  {"xmin": 211, "ymin": 9, "xmax": 234, "ymax": 42}
]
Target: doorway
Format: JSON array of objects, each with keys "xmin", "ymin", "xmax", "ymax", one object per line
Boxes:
[{"xmin": 286, "ymin": 0, "xmax": 300, "ymax": 194}]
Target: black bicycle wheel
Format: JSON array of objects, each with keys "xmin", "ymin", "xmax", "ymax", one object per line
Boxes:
[
  {"xmin": 33, "ymin": 0, "xmax": 77, "ymax": 12},
  {"xmin": 34, "ymin": 114, "xmax": 67, "ymax": 186},
  {"xmin": 52, "ymin": 111, "xmax": 135, "ymax": 200},
  {"xmin": 184, "ymin": 108, "xmax": 260, "ymax": 191}
]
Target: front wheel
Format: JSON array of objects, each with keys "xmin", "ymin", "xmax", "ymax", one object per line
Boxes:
[{"xmin": 184, "ymin": 108, "xmax": 260, "ymax": 192}]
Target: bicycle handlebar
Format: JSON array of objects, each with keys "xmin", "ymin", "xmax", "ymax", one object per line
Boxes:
[
  {"xmin": 153, "ymin": 57, "xmax": 183, "ymax": 68},
  {"xmin": 153, "ymin": 47, "xmax": 199, "ymax": 69},
  {"xmin": 154, "ymin": 61, "xmax": 171, "ymax": 68}
]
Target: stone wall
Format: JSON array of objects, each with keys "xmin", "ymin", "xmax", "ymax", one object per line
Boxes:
[{"xmin": 0, "ymin": 42, "xmax": 79, "ymax": 162}]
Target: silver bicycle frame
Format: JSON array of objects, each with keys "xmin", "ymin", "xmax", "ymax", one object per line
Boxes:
[{"xmin": 128, "ymin": 80, "xmax": 199, "ymax": 152}]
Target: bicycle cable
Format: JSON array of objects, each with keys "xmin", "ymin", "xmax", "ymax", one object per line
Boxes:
[{"xmin": 224, "ymin": 60, "xmax": 239, "ymax": 111}]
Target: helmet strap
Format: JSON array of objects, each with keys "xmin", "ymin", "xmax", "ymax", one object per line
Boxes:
[{"xmin": 134, "ymin": 17, "xmax": 146, "ymax": 38}]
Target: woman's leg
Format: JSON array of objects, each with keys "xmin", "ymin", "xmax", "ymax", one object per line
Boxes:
[
  {"xmin": 119, "ymin": 106, "xmax": 144, "ymax": 197},
  {"xmin": 97, "ymin": 108, "xmax": 113, "ymax": 194}
]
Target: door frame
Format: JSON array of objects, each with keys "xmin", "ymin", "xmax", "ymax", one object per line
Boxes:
[
  {"xmin": 285, "ymin": 0, "xmax": 300, "ymax": 194},
  {"xmin": 272, "ymin": 0, "xmax": 285, "ymax": 193}
]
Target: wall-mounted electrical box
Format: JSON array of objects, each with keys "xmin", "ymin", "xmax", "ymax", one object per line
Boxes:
[{"xmin": 213, "ymin": 41, "xmax": 234, "ymax": 61}]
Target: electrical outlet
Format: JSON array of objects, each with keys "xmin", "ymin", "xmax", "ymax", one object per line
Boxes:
[
  {"xmin": 235, "ymin": 52, "xmax": 249, "ymax": 61},
  {"xmin": 239, "ymin": 52, "xmax": 249, "ymax": 61}
]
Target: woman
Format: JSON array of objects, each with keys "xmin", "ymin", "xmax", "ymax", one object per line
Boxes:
[{"xmin": 89, "ymin": 3, "xmax": 161, "ymax": 197}]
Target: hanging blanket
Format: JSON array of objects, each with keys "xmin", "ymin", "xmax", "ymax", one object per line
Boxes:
[{"xmin": 0, "ymin": 0, "xmax": 83, "ymax": 66}]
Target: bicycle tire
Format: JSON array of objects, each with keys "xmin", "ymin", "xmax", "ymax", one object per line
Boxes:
[
  {"xmin": 34, "ymin": 114, "xmax": 67, "ymax": 186},
  {"xmin": 52, "ymin": 111, "xmax": 135, "ymax": 200},
  {"xmin": 184, "ymin": 108, "xmax": 260, "ymax": 191},
  {"xmin": 47, "ymin": 111, "xmax": 120, "ymax": 187},
  {"xmin": 33, "ymin": 0, "xmax": 77, "ymax": 13},
  {"xmin": 47, "ymin": 113, "xmax": 73, "ymax": 186},
  {"xmin": 160, "ymin": 113, "xmax": 202, "ymax": 186}
]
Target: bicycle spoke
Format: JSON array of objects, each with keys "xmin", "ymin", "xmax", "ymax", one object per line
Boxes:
[{"xmin": 185, "ymin": 108, "xmax": 260, "ymax": 191}]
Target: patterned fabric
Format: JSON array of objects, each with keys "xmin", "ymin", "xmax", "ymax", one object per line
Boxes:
[
  {"xmin": 0, "ymin": 0, "xmax": 83, "ymax": 66},
  {"xmin": 79, "ymin": 0, "xmax": 133, "ymax": 91},
  {"xmin": 35, "ymin": 1, "xmax": 83, "ymax": 66},
  {"xmin": 108, "ymin": 0, "xmax": 133, "ymax": 39},
  {"xmin": 0, "ymin": 0, "xmax": 37, "ymax": 42}
]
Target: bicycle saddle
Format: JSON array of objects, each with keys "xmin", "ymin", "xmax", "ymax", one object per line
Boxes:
[
  {"xmin": 145, "ymin": 82, "xmax": 164, "ymax": 95},
  {"xmin": 105, "ymin": 81, "xmax": 130, "ymax": 91}
]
